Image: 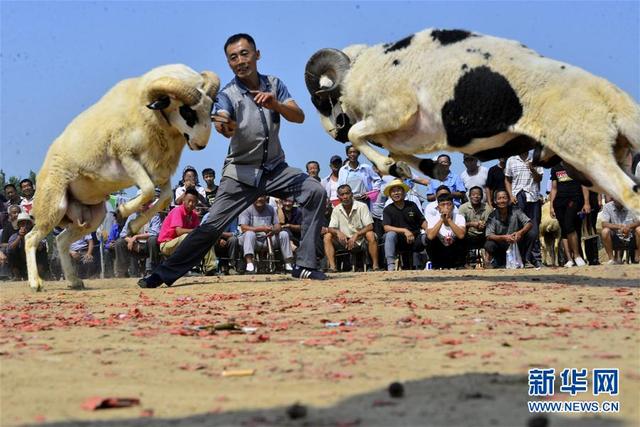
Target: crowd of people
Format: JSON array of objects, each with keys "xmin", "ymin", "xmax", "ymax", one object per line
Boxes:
[
  {"xmin": 2, "ymin": 32, "xmax": 639, "ymax": 284},
  {"xmin": 2, "ymin": 148, "xmax": 639, "ymax": 282}
]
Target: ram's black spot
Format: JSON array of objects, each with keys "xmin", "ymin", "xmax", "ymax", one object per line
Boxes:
[
  {"xmin": 441, "ymin": 66, "xmax": 523, "ymax": 147},
  {"xmin": 430, "ymin": 29, "xmax": 474, "ymax": 45},
  {"xmin": 183, "ymin": 133, "xmax": 190, "ymax": 142},
  {"xmin": 560, "ymin": 65, "xmax": 566, "ymax": 70},
  {"xmin": 384, "ymin": 35, "xmax": 414, "ymax": 53},
  {"xmin": 520, "ymin": 43, "xmax": 528, "ymax": 49},
  {"xmin": 634, "ymin": 185, "xmax": 639, "ymax": 193},
  {"xmin": 532, "ymin": 144, "xmax": 562, "ymax": 167},
  {"xmin": 393, "ymin": 59, "xmax": 400, "ymax": 66},
  {"xmin": 461, "ymin": 64, "xmax": 468, "ymax": 70},
  {"xmin": 179, "ymin": 105, "xmax": 198, "ymax": 128},
  {"xmin": 483, "ymin": 52, "xmax": 491, "ymax": 60},
  {"xmin": 472, "ymin": 135, "xmax": 538, "ymax": 162}
]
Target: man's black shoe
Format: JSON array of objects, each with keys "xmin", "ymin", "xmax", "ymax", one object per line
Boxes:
[{"xmin": 138, "ymin": 272, "xmax": 164, "ymax": 289}]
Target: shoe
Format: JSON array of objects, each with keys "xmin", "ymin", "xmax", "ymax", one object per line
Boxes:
[
  {"xmin": 606, "ymin": 259, "xmax": 621, "ymax": 265},
  {"xmin": 245, "ymin": 263, "xmax": 255, "ymax": 273},
  {"xmin": 285, "ymin": 263, "xmax": 294, "ymax": 272},
  {"xmin": 326, "ymin": 267, "xmax": 338, "ymax": 274},
  {"xmin": 564, "ymin": 260, "xmax": 575, "ymax": 268},
  {"xmin": 137, "ymin": 272, "xmax": 164, "ymax": 289},
  {"xmin": 291, "ymin": 265, "xmax": 327, "ymax": 280},
  {"xmin": 574, "ymin": 257, "xmax": 587, "ymax": 267},
  {"xmin": 227, "ymin": 267, "xmax": 239, "ymax": 276}
]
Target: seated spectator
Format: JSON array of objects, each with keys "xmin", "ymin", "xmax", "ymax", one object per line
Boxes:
[
  {"xmin": 159, "ymin": 188, "xmax": 217, "ymax": 274},
  {"xmin": 337, "ymin": 145, "xmax": 382, "ymax": 207},
  {"xmin": 484, "ymin": 190, "xmax": 535, "ymax": 268},
  {"xmin": 424, "ymin": 185, "xmax": 459, "ymax": 218},
  {"xmin": 215, "ymin": 218, "xmax": 240, "ymax": 275},
  {"xmin": 114, "ymin": 206, "xmax": 162, "ymax": 278},
  {"xmin": 278, "ymin": 197, "xmax": 302, "ymax": 249},
  {"xmin": 600, "ymin": 199, "xmax": 640, "ymax": 264},
  {"xmin": 6, "ymin": 212, "xmax": 48, "ymax": 280},
  {"xmin": 325, "ymin": 184, "xmax": 380, "ymax": 272},
  {"xmin": 174, "ymin": 165, "xmax": 208, "ymax": 212},
  {"xmin": 459, "ymin": 186, "xmax": 493, "ymax": 265},
  {"xmin": 383, "ymin": 179, "xmax": 427, "ymax": 271},
  {"xmin": 239, "ymin": 195, "xmax": 294, "ymax": 273},
  {"xmin": 101, "ymin": 211, "xmax": 121, "ymax": 279},
  {"xmin": 426, "ymin": 154, "xmax": 466, "ymax": 207},
  {"xmin": 321, "ymin": 155, "xmax": 343, "ymax": 207},
  {"xmin": 69, "ymin": 233, "xmax": 98, "ymax": 279},
  {"xmin": 19, "ymin": 178, "xmax": 35, "ymax": 215},
  {"xmin": 2, "ymin": 184, "xmax": 22, "ymax": 225},
  {"xmin": 202, "ymin": 168, "xmax": 219, "ymax": 207},
  {"xmin": 425, "ymin": 193, "xmax": 467, "ymax": 269},
  {"xmin": 306, "ymin": 160, "xmax": 321, "ymax": 182}
]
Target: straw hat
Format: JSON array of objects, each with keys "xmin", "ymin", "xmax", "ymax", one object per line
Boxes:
[
  {"xmin": 16, "ymin": 212, "xmax": 33, "ymax": 225},
  {"xmin": 383, "ymin": 179, "xmax": 410, "ymax": 197}
]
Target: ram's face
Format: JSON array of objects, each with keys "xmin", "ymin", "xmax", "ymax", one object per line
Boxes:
[{"xmin": 164, "ymin": 92, "xmax": 213, "ymax": 151}]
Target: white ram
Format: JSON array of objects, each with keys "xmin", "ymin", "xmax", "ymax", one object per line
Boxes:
[
  {"xmin": 305, "ymin": 28, "xmax": 640, "ymax": 213},
  {"xmin": 25, "ymin": 64, "xmax": 220, "ymax": 291}
]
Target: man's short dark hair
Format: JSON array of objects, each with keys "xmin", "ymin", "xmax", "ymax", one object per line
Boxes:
[
  {"xmin": 437, "ymin": 154, "xmax": 451, "ymax": 163},
  {"xmin": 224, "ymin": 33, "xmax": 256, "ymax": 53},
  {"xmin": 202, "ymin": 168, "xmax": 215, "ymax": 177},
  {"xmin": 469, "ymin": 186, "xmax": 483, "ymax": 195},
  {"xmin": 337, "ymin": 184, "xmax": 352, "ymax": 194},
  {"xmin": 437, "ymin": 193, "xmax": 453, "ymax": 204},
  {"xmin": 494, "ymin": 189, "xmax": 509, "ymax": 202},
  {"xmin": 435, "ymin": 185, "xmax": 451, "ymax": 194},
  {"xmin": 19, "ymin": 178, "xmax": 33, "ymax": 187},
  {"xmin": 184, "ymin": 188, "xmax": 199, "ymax": 198},
  {"xmin": 306, "ymin": 160, "xmax": 320, "ymax": 170},
  {"xmin": 345, "ymin": 145, "xmax": 359, "ymax": 156},
  {"xmin": 4, "ymin": 183, "xmax": 16, "ymax": 192}
]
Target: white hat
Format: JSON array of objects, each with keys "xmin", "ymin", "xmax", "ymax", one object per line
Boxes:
[{"xmin": 16, "ymin": 212, "xmax": 33, "ymax": 225}]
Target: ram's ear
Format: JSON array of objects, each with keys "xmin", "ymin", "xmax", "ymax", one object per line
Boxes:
[{"xmin": 146, "ymin": 96, "xmax": 171, "ymax": 110}]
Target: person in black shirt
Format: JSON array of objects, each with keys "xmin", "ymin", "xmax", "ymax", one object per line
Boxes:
[
  {"xmin": 201, "ymin": 168, "xmax": 219, "ymax": 207},
  {"xmin": 486, "ymin": 157, "xmax": 507, "ymax": 208},
  {"xmin": 549, "ymin": 162, "xmax": 590, "ymax": 267},
  {"xmin": 383, "ymin": 179, "xmax": 428, "ymax": 270}
]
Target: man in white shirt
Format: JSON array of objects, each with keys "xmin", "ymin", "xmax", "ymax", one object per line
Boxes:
[
  {"xmin": 505, "ymin": 152, "xmax": 543, "ymax": 268},
  {"xmin": 460, "ymin": 155, "xmax": 489, "ymax": 202},
  {"xmin": 425, "ymin": 193, "xmax": 466, "ymax": 269}
]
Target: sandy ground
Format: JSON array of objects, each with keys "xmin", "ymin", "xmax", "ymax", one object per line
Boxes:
[{"xmin": 0, "ymin": 265, "xmax": 638, "ymax": 427}]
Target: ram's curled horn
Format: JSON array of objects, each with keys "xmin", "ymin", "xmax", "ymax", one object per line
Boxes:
[
  {"xmin": 305, "ymin": 48, "xmax": 351, "ymax": 96},
  {"xmin": 200, "ymin": 71, "xmax": 221, "ymax": 101},
  {"xmin": 146, "ymin": 76, "xmax": 202, "ymax": 106}
]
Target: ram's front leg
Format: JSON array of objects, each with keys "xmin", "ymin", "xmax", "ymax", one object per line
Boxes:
[
  {"xmin": 347, "ymin": 120, "xmax": 411, "ymax": 179},
  {"xmin": 127, "ymin": 182, "xmax": 172, "ymax": 235},
  {"xmin": 117, "ymin": 157, "xmax": 158, "ymax": 223},
  {"xmin": 390, "ymin": 153, "xmax": 449, "ymax": 181}
]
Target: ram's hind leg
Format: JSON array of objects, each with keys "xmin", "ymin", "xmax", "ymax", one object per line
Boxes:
[{"xmin": 390, "ymin": 153, "xmax": 450, "ymax": 181}]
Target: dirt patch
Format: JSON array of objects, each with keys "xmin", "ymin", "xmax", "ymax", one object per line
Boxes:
[{"xmin": 1, "ymin": 265, "xmax": 638, "ymax": 426}]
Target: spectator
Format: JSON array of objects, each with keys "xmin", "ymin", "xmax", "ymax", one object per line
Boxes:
[
  {"xmin": 306, "ymin": 160, "xmax": 321, "ymax": 182},
  {"xmin": 1, "ymin": 205, "xmax": 22, "ymax": 279},
  {"xmin": 214, "ymin": 218, "xmax": 240, "ymax": 275},
  {"xmin": 424, "ymin": 185, "xmax": 459, "ymax": 219},
  {"xmin": 114, "ymin": 207, "xmax": 162, "ymax": 278},
  {"xmin": 484, "ymin": 189, "xmax": 535, "ymax": 268},
  {"xmin": 459, "ymin": 185, "xmax": 492, "ymax": 265},
  {"xmin": 325, "ymin": 184, "xmax": 380, "ymax": 272},
  {"xmin": 425, "ymin": 193, "xmax": 467, "ymax": 269},
  {"xmin": 505, "ymin": 152, "xmax": 543, "ymax": 268},
  {"xmin": 202, "ymin": 168, "xmax": 219, "ymax": 207},
  {"xmin": 19, "ymin": 179, "xmax": 35, "ymax": 214},
  {"xmin": 2, "ymin": 184, "xmax": 21, "ymax": 225},
  {"xmin": 600, "ymin": 199, "xmax": 639, "ymax": 264},
  {"xmin": 460, "ymin": 155, "xmax": 489, "ymax": 202},
  {"xmin": 278, "ymin": 197, "xmax": 302, "ymax": 248},
  {"xmin": 486, "ymin": 157, "xmax": 507, "ymax": 208},
  {"xmin": 7, "ymin": 212, "xmax": 48, "ymax": 280},
  {"xmin": 69, "ymin": 233, "xmax": 97, "ymax": 279},
  {"xmin": 102, "ymin": 211, "xmax": 121, "ymax": 278},
  {"xmin": 174, "ymin": 165, "xmax": 208, "ymax": 207},
  {"xmin": 322, "ymin": 155, "xmax": 343, "ymax": 207},
  {"xmin": 426, "ymin": 154, "xmax": 466, "ymax": 207},
  {"xmin": 337, "ymin": 145, "xmax": 382, "ymax": 207},
  {"xmin": 383, "ymin": 179, "xmax": 428, "ymax": 271},
  {"xmin": 158, "ymin": 188, "xmax": 217, "ymax": 274},
  {"xmin": 239, "ymin": 195, "xmax": 294, "ymax": 273},
  {"xmin": 549, "ymin": 162, "xmax": 590, "ymax": 267}
]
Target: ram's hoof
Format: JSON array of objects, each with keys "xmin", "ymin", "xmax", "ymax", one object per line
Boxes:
[
  {"xmin": 389, "ymin": 161, "xmax": 412, "ymax": 179},
  {"xmin": 68, "ymin": 280, "xmax": 85, "ymax": 290}
]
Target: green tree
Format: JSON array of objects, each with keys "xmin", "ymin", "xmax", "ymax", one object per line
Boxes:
[
  {"xmin": 29, "ymin": 170, "xmax": 37, "ymax": 187},
  {"xmin": 0, "ymin": 169, "xmax": 5, "ymax": 189}
]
